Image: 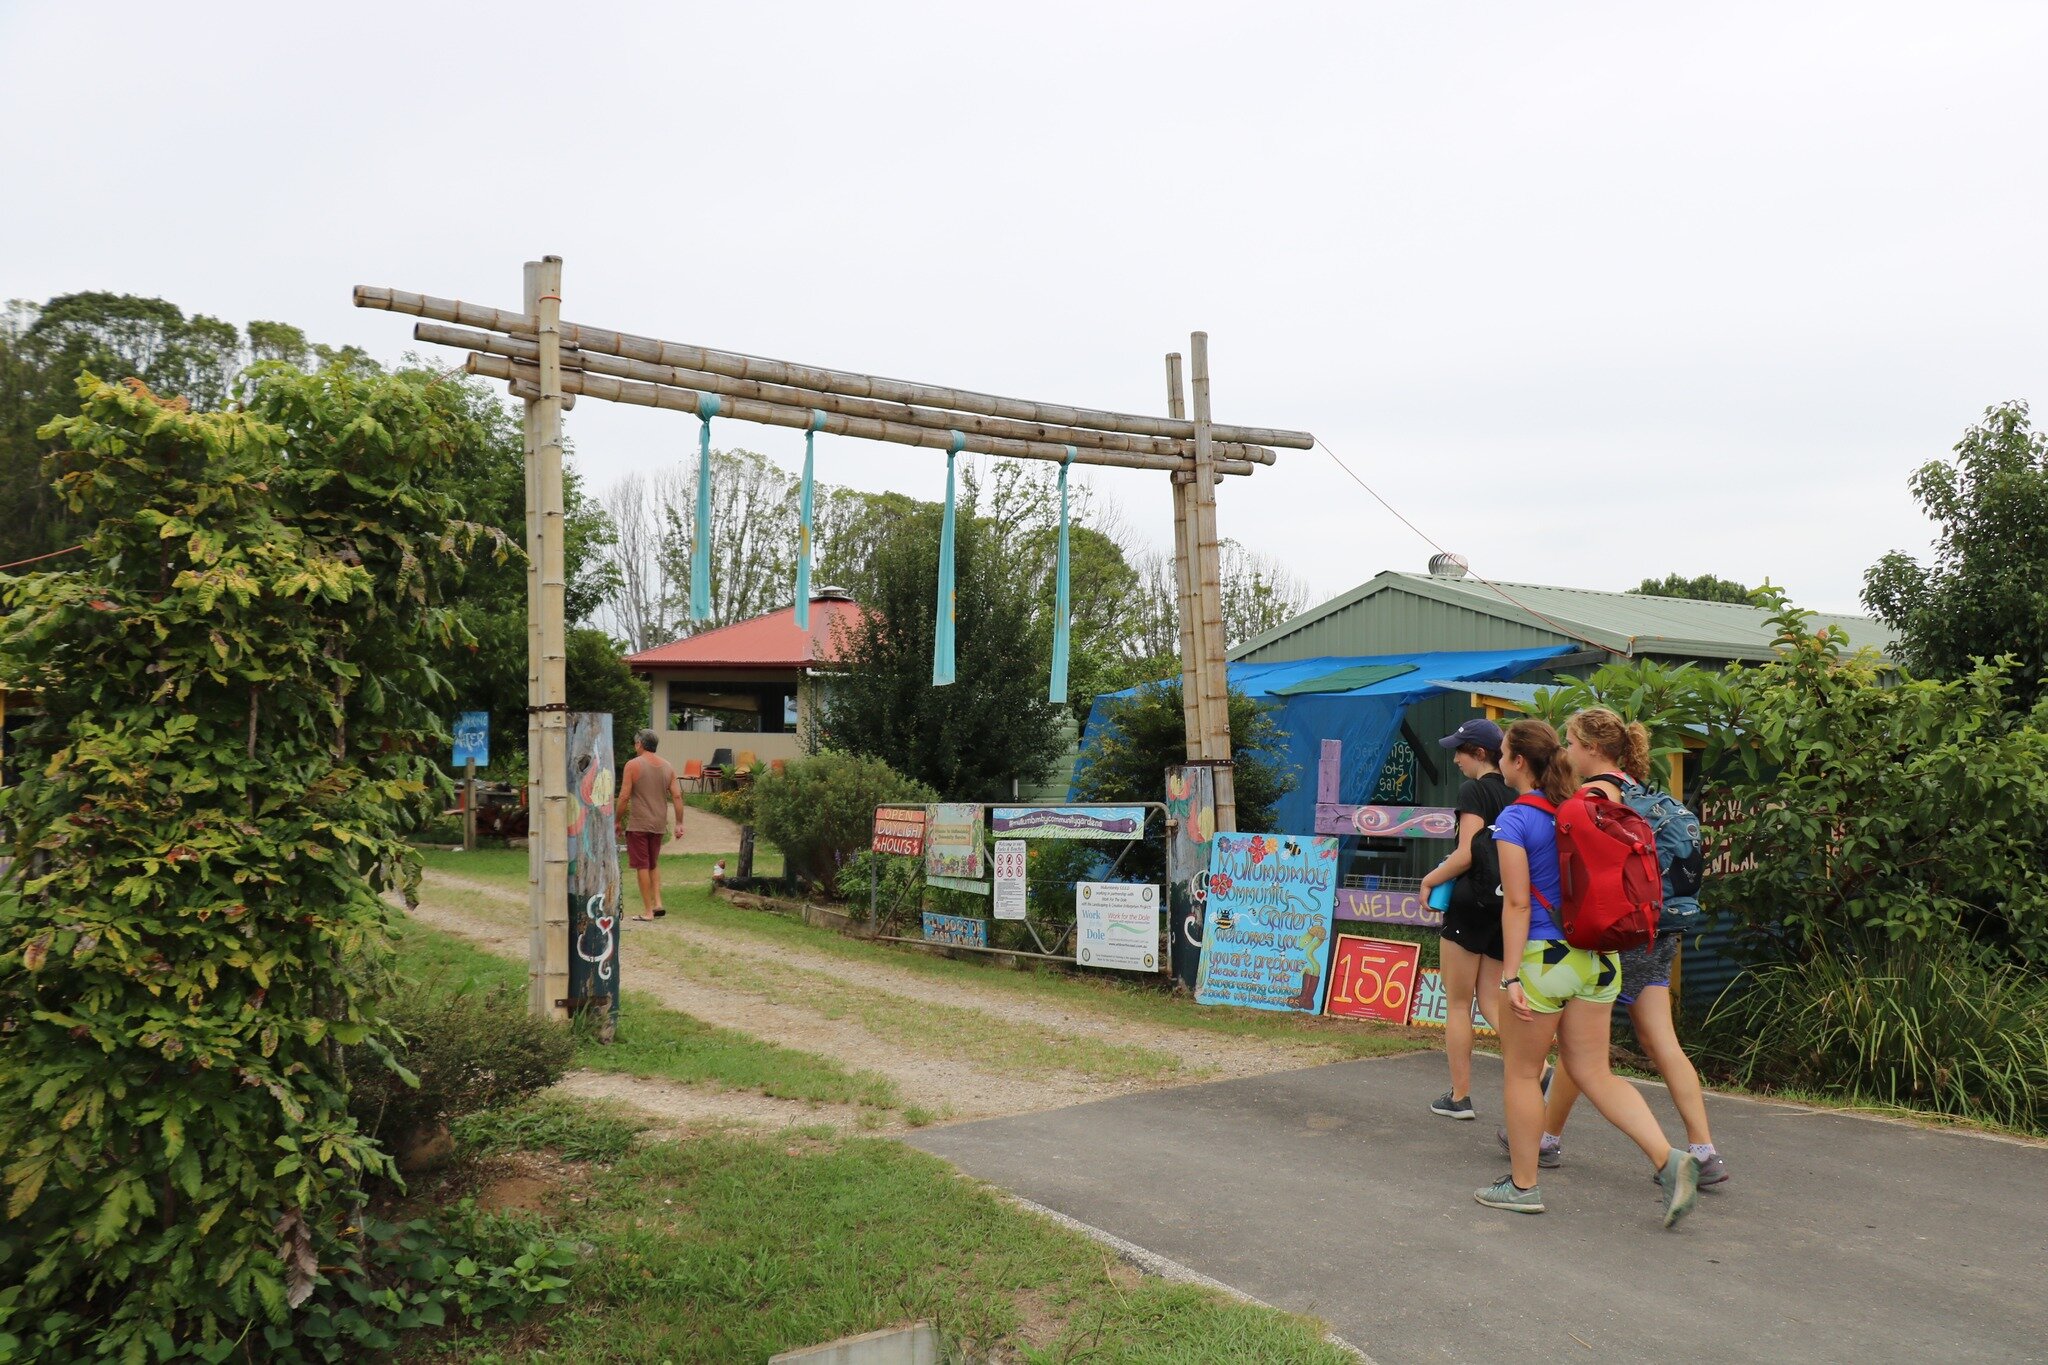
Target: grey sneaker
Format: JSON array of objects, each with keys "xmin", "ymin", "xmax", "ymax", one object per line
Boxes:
[
  {"xmin": 1659, "ymin": 1149, "xmax": 1700, "ymax": 1229},
  {"xmin": 1654, "ymin": 1150, "xmax": 1730, "ymax": 1188},
  {"xmin": 1496, "ymin": 1127, "xmax": 1562, "ymax": 1168},
  {"xmin": 1474, "ymin": 1174, "xmax": 1545, "ymax": 1213},
  {"xmin": 1431, "ymin": 1092, "xmax": 1477, "ymax": 1120}
]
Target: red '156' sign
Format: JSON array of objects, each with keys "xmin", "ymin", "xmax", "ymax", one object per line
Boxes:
[
  {"xmin": 1323, "ymin": 934, "xmax": 1421, "ymax": 1025},
  {"xmin": 872, "ymin": 807, "xmax": 928, "ymax": 856}
]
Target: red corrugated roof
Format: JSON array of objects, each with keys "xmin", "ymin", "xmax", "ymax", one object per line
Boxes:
[{"xmin": 625, "ymin": 596, "xmax": 867, "ymax": 671}]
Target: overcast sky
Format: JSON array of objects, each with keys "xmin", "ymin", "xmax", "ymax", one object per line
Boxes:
[{"xmin": 6, "ymin": 1, "xmax": 2044, "ymax": 619}]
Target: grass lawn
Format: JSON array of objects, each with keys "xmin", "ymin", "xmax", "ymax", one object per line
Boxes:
[
  {"xmin": 417, "ymin": 848, "xmax": 1427, "ymax": 1064},
  {"xmin": 399, "ymin": 922, "xmax": 909, "ymax": 1115},
  {"xmin": 408, "ymin": 1104, "xmax": 1352, "ymax": 1364}
]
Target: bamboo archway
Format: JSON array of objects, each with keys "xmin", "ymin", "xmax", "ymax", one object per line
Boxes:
[{"xmin": 355, "ymin": 257, "xmax": 1313, "ymax": 1019}]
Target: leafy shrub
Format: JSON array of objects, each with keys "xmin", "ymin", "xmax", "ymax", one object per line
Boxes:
[
  {"xmin": 1069, "ymin": 680, "xmax": 1292, "ymax": 882},
  {"xmin": 350, "ymin": 983, "xmax": 575, "ymax": 1155},
  {"xmin": 1699, "ymin": 937, "xmax": 2048, "ymax": 1134},
  {"xmin": 755, "ymin": 753, "xmax": 936, "ymax": 890},
  {"xmin": 836, "ymin": 849, "xmax": 926, "ymax": 929},
  {"xmin": 0, "ymin": 368, "xmax": 495, "ymax": 1360}
]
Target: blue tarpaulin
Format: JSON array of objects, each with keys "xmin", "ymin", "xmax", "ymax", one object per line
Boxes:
[{"xmin": 1073, "ymin": 647, "xmax": 1575, "ymax": 834}]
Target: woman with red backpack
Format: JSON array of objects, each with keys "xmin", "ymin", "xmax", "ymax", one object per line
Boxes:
[
  {"xmin": 1475, "ymin": 718, "xmax": 1700, "ymax": 1227},
  {"xmin": 1534, "ymin": 708, "xmax": 1727, "ymax": 1185}
]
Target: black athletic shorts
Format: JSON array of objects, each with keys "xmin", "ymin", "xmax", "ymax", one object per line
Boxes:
[{"xmin": 1438, "ymin": 895, "xmax": 1504, "ymax": 962}]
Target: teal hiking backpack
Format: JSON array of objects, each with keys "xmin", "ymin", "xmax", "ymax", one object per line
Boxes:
[{"xmin": 1615, "ymin": 775, "xmax": 1705, "ymax": 918}]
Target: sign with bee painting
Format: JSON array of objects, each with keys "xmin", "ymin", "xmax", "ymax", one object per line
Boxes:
[{"xmin": 1194, "ymin": 834, "xmax": 1340, "ymax": 1014}]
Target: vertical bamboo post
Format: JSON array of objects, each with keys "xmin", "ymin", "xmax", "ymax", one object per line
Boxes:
[
  {"xmin": 536, "ymin": 255, "xmax": 572, "ymax": 1022},
  {"xmin": 521, "ymin": 263, "xmax": 545, "ymax": 1015},
  {"xmin": 1165, "ymin": 354, "xmax": 1203, "ymax": 762},
  {"xmin": 1189, "ymin": 333, "xmax": 1237, "ymax": 831},
  {"xmin": 463, "ymin": 758, "xmax": 477, "ymax": 852}
]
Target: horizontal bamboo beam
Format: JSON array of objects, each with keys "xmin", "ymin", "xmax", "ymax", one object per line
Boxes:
[
  {"xmin": 467, "ymin": 352, "xmax": 1260, "ymax": 476},
  {"xmin": 420, "ymin": 322, "xmax": 1275, "ymax": 466},
  {"xmin": 357, "ymin": 286, "xmax": 1312, "ymax": 449},
  {"xmin": 505, "ymin": 378, "xmax": 576, "ymax": 409}
]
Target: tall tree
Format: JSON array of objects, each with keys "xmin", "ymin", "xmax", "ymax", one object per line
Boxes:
[
  {"xmin": 1632, "ymin": 572, "xmax": 1755, "ymax": 604},
  {"xmin": 657, "ymin": 448, "xmax": 800, "ymax": 630},
  {"xmin": 817, "ymin": 501, "xmax": 1064, "ymax": 799},
  {"xmin": 1864, "ymin": 400, "xmax": 2048, "ymax": 704},
  {"xmin": 599, "ymin": 466, "xmax": 690, "ymax": 652}
]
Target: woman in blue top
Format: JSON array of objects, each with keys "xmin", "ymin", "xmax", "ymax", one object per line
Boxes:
[{"xmin": 1477, "ymin": 719, "xmax": 1700, "ymax": 1228}]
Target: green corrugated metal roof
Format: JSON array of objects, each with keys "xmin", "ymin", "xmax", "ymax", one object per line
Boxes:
[{"xmin": 1233, "ymin": 571, "xmax": 1896, "ymax": 664}]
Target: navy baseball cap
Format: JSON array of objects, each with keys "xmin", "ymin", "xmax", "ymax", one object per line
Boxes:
[{"xmin": 1438, "ymin": 718, "xmax": 1504, "ymax": 750}]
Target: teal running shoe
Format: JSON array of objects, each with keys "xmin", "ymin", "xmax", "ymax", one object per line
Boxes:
[
  {"xmin": 1474, "ymin": 1175, "xmax": 1545, "ymax": 1214},
  {"xmin": 1660, "ymin": 1149, "xmax": 1700, "ymax": 1229}
]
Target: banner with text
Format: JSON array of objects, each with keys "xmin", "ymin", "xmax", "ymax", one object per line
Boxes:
[
  {"xmin": 921, "ymin": 912, "xmax": 988, "ymax": 948},
  {"xmin": 990, "ymin": 805, "xmax": 1146, "ymax": 840},
  {"xmin": 872, "ymin": 807, "xmax": 928, "ymax": 857},
  {"xmin": 1408, "ymin": 967, "xmax": 1496, "ymax": 1036}
]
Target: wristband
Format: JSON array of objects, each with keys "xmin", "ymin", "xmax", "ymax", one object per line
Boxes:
[{"xmin": 1500, "ymin": 975, "xmax": 1521, "ymax": 989}]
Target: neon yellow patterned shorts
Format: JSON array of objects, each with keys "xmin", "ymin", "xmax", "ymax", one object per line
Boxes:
[{"xmin": 1519, "ymin": 939, "xmax": 1622, "ymax": 1014}]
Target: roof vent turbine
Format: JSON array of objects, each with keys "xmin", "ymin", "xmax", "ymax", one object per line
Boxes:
[{"xmin": 1428, "ymin": 553, "xmax": 1470, "ymax": 579}]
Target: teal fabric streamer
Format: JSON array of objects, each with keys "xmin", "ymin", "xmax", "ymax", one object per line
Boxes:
[
  {"xmin": 795, "ymin": 409, "xmax": 824, "ymax": 630},
  {"xmin": 690, "ymin": 394, "xmax": 721, "ymax": 623},
  {"xmin": 932, "ymin": 431, "xmax": 964, "ymax": 686},
  {"xmin": 1049, "ymin": 446, "xmax": 1074, "ymax": 704}
]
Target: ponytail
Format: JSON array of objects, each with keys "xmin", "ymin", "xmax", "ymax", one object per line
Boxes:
[
  {"xmin": 1568, "ymin": 707, "xmax": 1653, "ymax": 784},
  {"xmin": 1504, "ymin": 719, "xmax": 1577, "ymax": 805}
]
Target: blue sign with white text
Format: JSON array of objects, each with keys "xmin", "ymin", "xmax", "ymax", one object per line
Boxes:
[{"xmin": 452, "ymin": 711, "xmax": 490, "ymax": 768}]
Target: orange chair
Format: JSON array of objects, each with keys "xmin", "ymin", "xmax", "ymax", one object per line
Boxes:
[
  {"xmin": 680, "ymin": 758, "xmax": 705, "ymax": 792},
  {"xmin": 769, "ymin": 759, "xmax": 787, "ymax": 776},
  {"xmin": 735, "ymin": 749, "xmax": 758, "ymax": 772}
]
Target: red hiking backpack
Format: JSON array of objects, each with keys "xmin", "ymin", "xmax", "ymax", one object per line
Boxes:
[{"xmin": 1516, "ymin": 786, "xmax": 1662, "ymax": 952}]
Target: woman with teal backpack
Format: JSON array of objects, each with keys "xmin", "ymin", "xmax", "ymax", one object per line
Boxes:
[
  {"xmin": 1477, "ymin": 718, "xmax": 1700, "ymax": 1227},
  {"xmin": 1525, "ymin": 707, "xmax": 1728, "ymax": 1185}
]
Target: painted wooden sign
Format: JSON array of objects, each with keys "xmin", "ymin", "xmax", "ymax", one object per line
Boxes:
[
  {"xmin": 1334, "ymin": 885, "xmax": 1443, "ymax": 928},
  {"xmin": 1165, "ymin": 765, "xmax": 1217, "ymax": 992},
  {"xmin": 1408, "ymin": 967, "xmax": 1496, "ymax": 1036},
  {"xmin": 921, "ymin": 912, "xmax": 988, "ymax": 948},
  {"xmin": 1324, "ymin": 935, "xmax": 1421, "ymax": 1024},
  {"xmin": 1195, "ymin": 834, "xmax": 1339, "ymax": 1013},
  {"xmin": 566, "ymin": 712, "xmax": 620, "ymax": 1036},
  {"xmin": 872, "ymin": 806, "xmax": 928, "ymax": 856},
  {"xmin": 1314, "ymin": 738, "xmax": 1454, "ymax": 839}
]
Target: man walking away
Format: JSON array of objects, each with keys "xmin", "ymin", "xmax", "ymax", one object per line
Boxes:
[{"xmin": 618, "ymin": 729, "xmax": 686, "ymax": 921}]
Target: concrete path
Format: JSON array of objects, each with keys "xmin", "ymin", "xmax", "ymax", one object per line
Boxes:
[{"xmin": 908, "ymin": 1050, "xmax": 2048, "ymax": 1364}]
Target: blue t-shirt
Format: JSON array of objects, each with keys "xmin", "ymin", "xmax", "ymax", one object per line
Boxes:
[{"xmin": 1492, "ymin": 799, "xmax": 1565, "ymax": 941}]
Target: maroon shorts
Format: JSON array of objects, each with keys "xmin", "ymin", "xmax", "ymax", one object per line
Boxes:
[{"xmin": 626, "ymin": 831, "xmax": 663, "ymax": 869}]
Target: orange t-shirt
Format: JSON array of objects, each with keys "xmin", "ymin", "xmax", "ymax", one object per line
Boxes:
[{"xmin": 620, "ymin": 754, "xmax": 679, "ymax": 834}]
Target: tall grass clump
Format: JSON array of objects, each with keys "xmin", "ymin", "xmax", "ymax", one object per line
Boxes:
[{"xmin": 1699, "ymin": 938, "xmax": 2048, "ymax": 1134}]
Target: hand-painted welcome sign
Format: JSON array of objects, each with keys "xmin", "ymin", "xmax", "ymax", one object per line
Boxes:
[
  {"xmin": 1334, "ymin": 885, "xmax": 1444, "ymax": 928},
  {"xmin": 1195, "ymin": 834, "xmax": 1339, "ymax": 1014}
]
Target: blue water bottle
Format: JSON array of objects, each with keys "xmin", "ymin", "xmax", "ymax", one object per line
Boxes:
[{"xmin": 1427, "ymin": 881, "xmax": 1455, "ymax": 912}]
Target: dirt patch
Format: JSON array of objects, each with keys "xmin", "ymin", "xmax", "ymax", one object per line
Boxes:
[
  {"xmin": 403, "ymin": 899, "xmax": 1089, "ymax": 1120},
  {"xmin": 554, "ymin": 1069, "xmax": 883, "ymax": 1133},
  {"xmin": 672, "ymin": 808, "xmax": 743, "ymax": 855},
  {"xmin": 477, "ymin": 1173, "xmax": 558, "ymax": 1215}
]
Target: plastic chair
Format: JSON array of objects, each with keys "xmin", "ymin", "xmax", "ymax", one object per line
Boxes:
[
  {"xmin": 735, "ymin": 749, "xmax": 758, "ymax": 771},
  {"xmin": 709, "ymin": 747, "xmax": 733, "ymax": 770},
  {"xmin": 769, "ymin": 759, "xmax": 787, "ymax": 776},
  {"xmin": 680, "ymin": 758, "xmax": 705, "ymax": 792}
]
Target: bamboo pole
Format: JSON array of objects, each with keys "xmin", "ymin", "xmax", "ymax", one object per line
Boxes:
[
  {"xmin": 1165, "ymin": 353, "xmax": 1203, "ymax": 761},
  {"xmin": 356, "ymin": 285, "xmax": 1315, "ymax": 449},
  {"xmin": 535, "ymin": 257, "xmax": 571, "ymax": 1023},
  {"xmin": 467, "ymin": 351, "xmax": 1263, "ymax": 477},
  {"xmin": 1189, "ymin": 333, "xmax": 1237, "ymax": 832},
  {"xmin": 520, "ymin": 263, "xmax": 545, "ymax": 1018},
  {"xmin": 425, "ymin": 323, "xmax": 1273, "ymax": 465}
]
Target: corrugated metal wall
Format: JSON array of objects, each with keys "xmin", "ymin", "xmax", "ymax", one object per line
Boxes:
[{"xmin": 1240, "ymin": 588, "xmax": 1565, "ymax": 663}]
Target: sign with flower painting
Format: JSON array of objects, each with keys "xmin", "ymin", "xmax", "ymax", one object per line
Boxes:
[{"xmin": 1194, "ymin": 833, "xmax": 1340, "ymax": 1014}]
